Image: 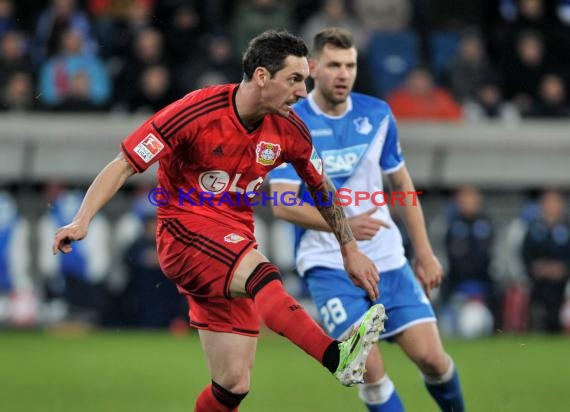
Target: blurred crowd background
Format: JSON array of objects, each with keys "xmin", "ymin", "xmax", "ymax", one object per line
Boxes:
[
  {"xmin": 1, "ymin": 0, "xmax": 570, "ymax": 338},
  {"xmin": 1, "ymin": 0, "xmax": 570, "ymax": 118}
]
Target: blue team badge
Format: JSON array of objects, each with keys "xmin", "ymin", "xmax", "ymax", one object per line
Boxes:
[
  {"xmin": 321, "ymin": 144, "xmax": 368, "ymax": 178},
  {"xmin": 353, "ymin": 117, "xmax": 372, "ymax": 135}
]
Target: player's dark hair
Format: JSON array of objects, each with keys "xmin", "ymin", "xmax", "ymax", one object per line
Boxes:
[
  {"xmin": 242, "ymin": 30, "xmax": 308, "ymax": 81},
  {"xmin": 312, "ymin": 27, "xmax": 354, "ymax": 57}
]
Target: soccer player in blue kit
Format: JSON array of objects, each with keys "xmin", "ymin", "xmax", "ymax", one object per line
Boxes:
[{"xmin": 269, "ymin": 28, "xmax": 465, "ymax": 411}]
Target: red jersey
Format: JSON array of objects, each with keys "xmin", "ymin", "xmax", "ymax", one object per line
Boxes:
[{"xmin": 121, "ymin": 84, "xmax": 324, "ymax": 233}]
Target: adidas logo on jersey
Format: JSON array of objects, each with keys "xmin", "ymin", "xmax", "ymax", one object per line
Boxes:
[{"xmin": 212, "ymin": 145, "xmax": 223, "ymax": 155}]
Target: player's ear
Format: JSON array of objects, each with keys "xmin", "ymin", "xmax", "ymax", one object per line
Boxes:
[
  {"xmin": 254, "ymin": 67, "xmax": 269, "ymax": 87},
  {"xmin": 308, "ymin": 58, "xmax": 317, "ymax": 79}
]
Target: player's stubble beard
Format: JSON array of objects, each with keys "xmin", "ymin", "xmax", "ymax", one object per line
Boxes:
[{"xmin": 321, "ymin": 86, "xmax": 349, "ymax": 108}]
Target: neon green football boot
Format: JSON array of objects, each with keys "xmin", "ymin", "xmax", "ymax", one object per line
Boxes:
[{"xmin": 334, "ymin": 304, "xmax": 387, "ymax": 386}]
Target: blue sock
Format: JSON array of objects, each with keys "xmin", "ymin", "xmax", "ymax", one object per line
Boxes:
[
  {"xmin": 424, "ymin": 362, "xmax": 465, "ymax": 412},
  {"xmin": 365, "ymin": 390, "xmax": 405, "ymax": 412},
  {"xmin": 359, "ymin": 375, "xmax": 405, "ymax": 412}
]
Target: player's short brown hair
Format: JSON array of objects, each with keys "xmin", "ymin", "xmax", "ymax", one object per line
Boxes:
[
  {"xmin": 242, "ymin": 30, "xmax": 309, "ymax": 81},
  {"xmin": 312, "ymin": 27, "xmax": 354, "ymax": 57}
]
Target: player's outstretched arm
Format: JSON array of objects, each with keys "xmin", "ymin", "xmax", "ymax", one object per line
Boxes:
[
  {"xmin": 307, "ymin": 177, "xmax": 379, "ymax": 300},
  {"xmin": 270, "ymin": 182, "xmax": 389, "ymax": 240},
  {"xmin": 52, "ymin": 152, "xmax": 136, "ymax": 255},
  {"xmin": 387, "ymin": 166, "xmax": 443, "ymax": 293}
]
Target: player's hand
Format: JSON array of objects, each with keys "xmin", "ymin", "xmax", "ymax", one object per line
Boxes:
[
  {"xmin": 52, "ymin": 221, "xmax": 88, "ymax": 255},
  {"xmin": 342, "ymin": 243, "xmax": 379, "ymax": 301},
  {"xmin": 413, "ymin": 253, "xmax": 443, "ymax": 296},
  {"xmin": 348, "ymin": 208, "xmax": 390, "ymax": 241}
]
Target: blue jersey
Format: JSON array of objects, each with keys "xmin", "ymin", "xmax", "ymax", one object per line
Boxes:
[{"xmin": 269, "ymin": 92, "xmax": 407, "ymax": 275}]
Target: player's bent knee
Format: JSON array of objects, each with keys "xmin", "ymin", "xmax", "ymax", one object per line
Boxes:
[
  {"xmin": 219, "ymin": 368, "xmax": 252, "ymax": 394},
  {"xmin": 211, "ymin": 380, "xmax": 249, "ymax": 408},
  {"xmin": 245, "ymin": 262, "xmax": 282, "ymax": 298},
  {"xmin": 415, "ymin": 351, "xmax": 451, "ymax": 376}
]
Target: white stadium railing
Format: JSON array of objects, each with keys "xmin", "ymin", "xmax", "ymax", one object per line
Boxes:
[{"xmin": 1, "ymin": 114, "xmax": 569, "ymax": 188}]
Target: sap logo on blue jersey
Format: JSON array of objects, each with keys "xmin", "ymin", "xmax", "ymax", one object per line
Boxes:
[{"xmin": 322, "ymin": 144, "xmax": 367, "ymax": 177}]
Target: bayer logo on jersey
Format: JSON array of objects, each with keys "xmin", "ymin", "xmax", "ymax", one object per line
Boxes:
[{"xmin": 321, "ymin": 144, "xmax": 368, "ymax": 178}]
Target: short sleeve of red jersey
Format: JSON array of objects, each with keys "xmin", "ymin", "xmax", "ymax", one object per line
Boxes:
[
  {"xmin": 120, "ymin": 110, "xmax": 173, "ymax": 173},
  {"xmin": 285, "ymin": 112, "xmax": 324, "ymax": 189}
]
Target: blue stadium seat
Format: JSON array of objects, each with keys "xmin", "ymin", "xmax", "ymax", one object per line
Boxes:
[
  {"xmin": 367, "ymin": 30, "xmax": 420, "ymax": 98},
  {"xmin": 429, "ymin": 30, "xmax": 462, "ymax": 84}
]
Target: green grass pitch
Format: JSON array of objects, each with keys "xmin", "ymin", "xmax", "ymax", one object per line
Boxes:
[{"xmin": 0, "ymin": 330, "xmax": 568, "ymax": 411}]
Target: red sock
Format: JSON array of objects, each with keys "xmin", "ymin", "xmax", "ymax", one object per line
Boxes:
[
  {"xmin": 195, "ymin": 383, "xmax": 244, "ymax": 412},
  {"xmin": 245, "ymin": 263, "xmax": 336, "ymax": 364}
]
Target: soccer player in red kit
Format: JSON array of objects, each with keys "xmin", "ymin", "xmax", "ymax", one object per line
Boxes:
[{"xmin": 52, "ymin": 30, "xmax": 386, "ymax": 411}]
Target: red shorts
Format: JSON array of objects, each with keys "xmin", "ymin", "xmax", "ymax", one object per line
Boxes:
[{"xmin": 157, "ymin": 216, "xmax": 260, "ymax": 336}]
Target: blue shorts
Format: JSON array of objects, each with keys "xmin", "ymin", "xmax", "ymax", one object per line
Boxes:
[{"xmin": 305, "ymin": 262, "xmax": 436, "ymax": 340}]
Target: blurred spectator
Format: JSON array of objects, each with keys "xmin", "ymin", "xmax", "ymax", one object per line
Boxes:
[
  {"xmin": 300, "ymin": 0, "xmax": 364, "ymax": 51},
  {"xmin": 230, "ymin": 0, "xmax": 297, "ymax": 58},
  {"xmin": 502, "ymin": 0, "xmax": 553, "ymax": 26},
  {"xmin": 0, "ymin": 71, "xmax": 35, "ymax": 111},
  {"xmin": 501, "ymin": 30, "xmax": 553, "ymax": 116},
  {"xmin": 112, "ymin": 27, "xmax": 166, "ymax": 111},
  {"xmin": 525, "ymin": 73, "xmax": 570, "ymax": 118},
  {"xmin": 561, "ymin": 279, "xmax": 570, "ymax": 333},
  {"xmin": 105, "ymin": 186, "xmax": 154, "ymax": 298},
  {"xmin": 425, "ymin": 0, "xmax": 490, "ymax": 31},
  {"xmin": 0, "ymin": 0, "xmax": 16, "ymax": 37},
  {"xmin": 0, "ymin": 191, "xmax": 38, "ymax": 327},
  {"xmin": 558, "ymin": 0, "xmax": 570, "ymax": 24},
  {"xmin": 291, "ymin": 0, "xmax": 323, "ymax": 25},
  {"xmin": 439, "ymin": 186, "xmax": 497, "ymax": 336},
  {"xmin": 89, "ymin": 0, "xmax": 155, "ymax": 60},
  {"xmin": 193, "ymin": 71, "xmax": 230, "ymax": 90},
  {"xmin": 198, "ymin": 0, "xmax": 238, "ymax": 33},
  {"xmin": 497, "ymin": 0, "xmax": 556, "ymax": 46},
  {"xmin": 386, "ymin": 67, "xmax": 463, "ymax": 121},
  {"xmin": 38, "ymin": 27, "xmax": 111, "ymax": 109},
  {"xmin": 113, "ymin": 187, "xmax": 156, "ymax": 272},
  {"xmin": 38, "ymin": 189, "xmax": 112, "ymax": 325},
  {"xmin": 127, "ymin": 63, "xmax": 178, "ymax": 114},
  {"xmin": 502, "ymin": 0, "xmax": 555, "ymax": 30},
  {"xmin": 502, "ymin": 201, "xmax": 540, "ymax": 283},
  {"xmin": 53, "ymin": 70, "xmax": 109, "ymax": 112},
  {"xmin": 463, "ymin": 77, "xmax": 520, "ymax": 122},
  {"xmin": 351, "ymin": 0, "xmax": 411, "ymax": 32},
  {"xmin": 522, "ymin": 189, "xmax": 570, "ymax": 332},
  {"xmin": 176, "ymin": 33, "xmax": 241, "ymax": 92},
  {"xmin": 163, "ymin": 3, "xmax": 204, "ymax": 65},
  {"xmin": 32, "ymin": 0, "xmax": 97, "ymax": 66},
  {"xmin": 448, "ymin": 30, "xmax": 493, "ymax": 102},
  {"xmin": 119, "ymin": 213, "xmax": 186, "ymax": 328},
  {"xmin": 499, "ymin": 0, "xmax": 518, "ymax": 22},
  {"xmin": 552, "ymin": 2, "xmax": 570, "ymax": 68},
  {"xmin": 497, "ymin": 199, "xmax": 538, "ymax": 333},
  {"xmin": 492, "ymin": 0, "xmax": 558, "ymax": 65},
  {"xmin": 0, "ymin": 30, "xmax": 33, "ymax": 88}
]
